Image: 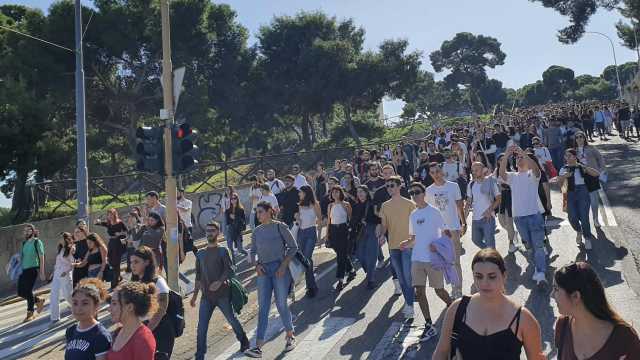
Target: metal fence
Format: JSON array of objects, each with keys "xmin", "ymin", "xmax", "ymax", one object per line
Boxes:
[{"xmin": 23, "ymin": 139, "xmax": 418, "ymax": 221}]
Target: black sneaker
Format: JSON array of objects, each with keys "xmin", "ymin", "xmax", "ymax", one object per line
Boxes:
[
  {"xmin": 284, "ymin": 336, "xmax": 296, "ymax": 352},
  {"xmin": 239, "ymin": 334, "xmax": 250, "ymax": 353},
  {"xmin": 335, "ymin": 281, "xmax": 344, "ymax": 292},
  {"xmin": 347, "ymin": 271, "xmax": 356, "ymax": 282},
  {"xmin": 419, "ymin": 324, "xmax": 438, "ymax": 343},
  {"xmin": 244, "ymin": 347, "xmax": 262, "ymax": 358}
]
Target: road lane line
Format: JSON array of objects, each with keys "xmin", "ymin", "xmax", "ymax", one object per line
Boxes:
[{"xmin": 599, "ymin": 190, "xmax": 618, "ymax": 227}]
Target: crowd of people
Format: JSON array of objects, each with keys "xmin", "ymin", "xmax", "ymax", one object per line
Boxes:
[{"xmin": 9, "ymin": 100, "xmax": 640, "ymax": 359}]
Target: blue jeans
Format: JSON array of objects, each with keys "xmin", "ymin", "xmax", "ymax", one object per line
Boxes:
[
  {"xmin": 196, "ymin": 295, "xmax": 246, "ymax": 360},
  {"xmin": 389, "ymin": 248, "xmax": 413, "ymax": 304},
  {"xmin": 256, "ymin": 260, "xmax": 293, "ymax": 342},
  {"xmin": 297, "ymin": 227, "xmax": 318, "ymax": 290},
  {"xmin": 496, "ymin": 146, "xmax": 506, "ymax": 159},
  {"xmin": 471, "ymin": 217, "xmax": 496, "ymax": 249},
  {"xmin": 567, "ymin": 185, "xmax": 592, "ymax": 238},
  {"xmin": 513, "ymin": 213, "xmax": 547, "ymax": 273}
]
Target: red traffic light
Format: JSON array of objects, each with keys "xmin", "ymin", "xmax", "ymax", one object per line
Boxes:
[{"xmin": 176, "ymin": 123, "xmax": 192, "ymax": 139}]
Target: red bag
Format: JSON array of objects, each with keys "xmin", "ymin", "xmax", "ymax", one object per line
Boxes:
[{"xmin": 544, "ymin": 160, "xmax": 558, "ymax": 178}]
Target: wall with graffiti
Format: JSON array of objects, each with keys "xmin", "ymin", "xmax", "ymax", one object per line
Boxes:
[{"xmin": 190, "ymin": 184, "xmax": 252, "ymax": 239}]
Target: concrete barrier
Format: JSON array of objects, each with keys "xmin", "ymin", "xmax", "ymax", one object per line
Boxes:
[{"xmin": 0, "ymin": 184, "xmax": 253, "ymax": 296}]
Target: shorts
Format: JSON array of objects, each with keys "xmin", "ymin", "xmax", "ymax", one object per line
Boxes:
[{"xmin": 411, "ymin": 261, "xmax": 444, "ymax": 289}]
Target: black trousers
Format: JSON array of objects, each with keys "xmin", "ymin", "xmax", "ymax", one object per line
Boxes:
[
  {"xmin": 17, "ymin": 267, "xmax": 39, "ymax": 312},
  {"xmin": 330, "ymin": 224, "xmax": 354, "ymax": 279},
  {"xmin": 153, "ymin": 318, "xmax": 176, "ymax": 360}
]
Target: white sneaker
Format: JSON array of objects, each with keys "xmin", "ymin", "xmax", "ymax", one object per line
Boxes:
[
  {"xmin": 403, "ymin": 304, "xmax": 414, "ymax": 319},
  {"xmin": 532, "ymin": 272, "xmax": 547, "ymax": 285},
  {"xmin": 585, "ymin": 237, "xmax": 593, "ymax": 250},
  {"xmin": 575, "ymin": 232, "xmax": 582, "ymax": 245},
  {"xmin": 508, "ymin": 243, "xmax": 518, "ymax": 254},
  {"xmin": 376, "ymin": 259, "xmax": 385, "ymax": 270},
  {"xmin": 393, "ymin": 279, "xmax": 402, "ymax": 295}
]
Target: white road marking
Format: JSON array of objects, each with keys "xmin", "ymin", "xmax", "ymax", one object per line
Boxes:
[
  {"xmin": 213, "ymin": 263, "xmax": 338, "ymax": 360},
  {"xmin": 598, "ymin": 190, "xmax": 618, "ymax": 227},
  {"xmin": 287, "ymin": 316, "xmax": 356, "ymax": 359}
]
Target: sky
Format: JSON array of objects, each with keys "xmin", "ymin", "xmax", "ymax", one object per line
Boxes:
[{"xmin": 0, "ymin": 0, "xmax": 637, "ymax": 207}]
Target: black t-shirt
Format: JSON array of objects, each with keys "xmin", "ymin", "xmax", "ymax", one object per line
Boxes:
[
  {"xmin": 492, "ymin": 132, "xmax": 510, "ymax": 148},
  {"xmin": 74, "ymin": 239, "xmax": 89, "ymax": 261},
  {"xmin": 365, "ymin": 177, "xmax": 386, "ymax": 193},
  {"xmin": 65, "ymin": 323, "xmax": 112, "ymax": 360},
  {"xmin": 279, "ymin": 187, "xmax": 299, "ymax": 225},
  {"xmin": 619, "ymin": 107, "xmax": 631, "ymax": 121}
]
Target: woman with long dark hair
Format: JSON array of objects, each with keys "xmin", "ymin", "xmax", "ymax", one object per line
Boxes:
[
  {"xmin": 433, "ymin": 249, "xmax": 545, "ymax": 360},
  {"xmin": 295, "ymin": 185, "xmax": 321, "ymax": 298},
  {"xmin": 342, "ymin": 173, "xmax": 358, "ymax": 205},
  {"xmin": 126, "ymin": 207, "xmax": 144, "ymax": 272},
  {"xmin": 130, "ymin": 246, "xmax": 175, "ymax": 359},
  {"xmin": 50, "ymin": 232, "xmax": 75, "ymax": 322},
  {"xmin": 17, "ymin": 224, "xmax": 46, "ymax": 322},
  {"xmin": 133, "ymin": 212, "xmax": 165, "ymax": 271},
  {"xmin": 77, "ymin": 233, "xmax": 108, "ymax": 280},
  {"xmin": 73, "ymin": 221, "xmax": 90, "ymax": 288},
  {"xmin": 494, "ymin": 154, "xmax": 519, "ymax": 254},
  {"xmin": 95, "ymin": 208, "xmax": 128, "ymax": 289},
  {"xmin": 225, "ymin": 192, "xmax": 247, "ymax": 259},
  {"xmin": 574, "ymin": 131, "xmax": 605, "ymax": 229},
  {"xmin": 327, "ymin": 186, "xmax": 354, "ymax": 291},
  {"xmin": 553, "ymin": 261, "xmax": 640, "ymax": 359},
  {"xmin": 352, "ymin": 185, "xmax": 379, "ymax": 289}
]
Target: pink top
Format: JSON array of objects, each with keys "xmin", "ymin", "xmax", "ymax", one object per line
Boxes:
[{"xmin": 106, "ymin": 325, "xmax": 156, "ymax": 360}]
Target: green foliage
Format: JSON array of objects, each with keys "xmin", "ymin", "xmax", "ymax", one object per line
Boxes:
[{"xmin": 542, "ymin": 65, "xmax": 575, "ymax": 101}]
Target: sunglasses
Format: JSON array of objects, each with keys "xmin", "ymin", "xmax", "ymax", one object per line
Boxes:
[
  {"xmin": 385, "ymin": 183, "xmax": 397, "ymax": 188},
  {"xmin": 408, "ymin": 190, "xmax": 423, "ymax": 196},
  {"xmin": 576, "ymin": 135, "xmax": 585, "ymax": 139},
  {"xmin": 231, "ymin": 197, "xmax": 238, "ymax": 200}
]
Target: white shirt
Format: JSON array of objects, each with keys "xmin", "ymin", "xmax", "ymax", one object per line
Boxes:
[
  {"xmin": 155, "ymin": 276, "xmax": 170, "ymax": 294},
  {"xmin": 294, "ymin": 174, "xmax": 309, "ymax": 190},
  {"xmin": 267, "ymin": 179, "xmax": 286, "ymax": 195},
  {"xmin": 559, "ymin": 166, "xmax": 585, "ymax": 185},
  {"xmin": 425, "ymin": 181, "xmax": 462, "ymax": 230},
  {"xmin": 409, "ymin": 205, "xmax": 444, "ymax": 263},
  {"xmin": 54, "ymin": 250, "xmax": 74, "ymax": 276},
  {"xmin": 330, "ymin": 203, "xmax": 348, "ymax": 224},
  {"xmin": 251, "ymin": 187, "xmax": 262, "ymax": 209},
  {"xmin": 442, "ymin": 162, "xmax": 463, "ymax": 182},
  {"xmin": 261, "ymin": 193, "xmax": 280, "ymax": 211},
  {"xmin": 467, "ymin": 179, "xmax": 499, "ymax": 221},
  {"xmin": 505, "ymin": 170, "xmax": 544, "ymax": 217},
  {"xmin": 176, "ymin": 197, "xmax": 193, "ymax": 227}
]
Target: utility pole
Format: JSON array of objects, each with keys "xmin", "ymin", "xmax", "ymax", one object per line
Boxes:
[
  {"xmin": 160, "ymin": 0, "xmax": 179, "ymax": 291},
  {"xmin": 74, "ymin": 0, "xmax": 89, "ymax": 223}
]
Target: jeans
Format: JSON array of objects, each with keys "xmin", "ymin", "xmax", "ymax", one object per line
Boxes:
[
  {"xmin": 196, "ymin": 295, "xmax": 246, "ymax": 360},
  {"xmin": 549, "ymin": 146, "xmax": 565, "ymax": 175},
  {"xmin": 513, "ymin": 213, "xmax": 547, "ymax": 273},
  {"xmin": 297, "ymin": 227, "xmax": 318, "ymax": 290},
  {"xmin": 496, "ymin": 146, "xmax": 506, "ymax": 160},
  {"xmin": 389, "ymin": 248, "xmax": 413, "ymax": 304},
  {"xmin": 567, "ymin": 185, "xmax": 592, "ymax": 238},
  {"xmin": 17, "ymin": 267, "xmax": 39, "ymax": 312},
  {"xmin": 256, "ymin": 260, "xmax": 294, "ymax": 342},
  {"xmin": 471, "ymin": 217, "xmax": 497, "ymax": 249}
]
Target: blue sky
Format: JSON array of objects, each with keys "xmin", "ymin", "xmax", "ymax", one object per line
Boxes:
[{"xmin": 0, "ymin": 0, "xmax": 636, "ymax": 207}]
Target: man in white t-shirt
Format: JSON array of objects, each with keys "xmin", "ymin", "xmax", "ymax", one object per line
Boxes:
[
  {"xmin": 266, "ymin": 169, "xmax": 285, "ymax": 196},
  {"xmin": 499, "ymin": 145, "xmax": 547, "ymax": 285},
  {"xmin": 291, "ymin": 164, "xmax": 309, "ymax": 190},
  {"xmin": 259, "ymin": 184, "xmax": 280, "ymax": 215},
  {"xmin": 466, "ymin": 162, "xmax": 501, "ymax": 250},
  {"xmin": 401, "ymin": 182, "xmax": 452, "ymax": 343},
  {"xmin": 425, "ymin": 164, "xmax": 465, "ymax": 298}
]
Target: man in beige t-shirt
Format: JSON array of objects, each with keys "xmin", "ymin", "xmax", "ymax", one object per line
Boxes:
[{"xmin": 379, "ymin": 176, "xmax": 416, "ymax": 319}]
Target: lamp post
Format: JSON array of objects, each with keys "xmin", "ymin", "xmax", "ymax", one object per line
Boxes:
[
  {"xmin": 75, "ymin": 0, "xmax": 89, "ymax": 223},
  {"xmin": 586, "ymin": 31, "xmax": 623, "ymax": 100}
]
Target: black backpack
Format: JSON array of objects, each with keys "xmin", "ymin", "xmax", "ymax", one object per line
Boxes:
[{"xmin": 165, "ymin": 289, "xmax": 185, "ymax": 337}]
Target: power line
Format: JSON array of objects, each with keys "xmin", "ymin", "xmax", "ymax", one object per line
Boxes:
[{"xmin": 0, "ymin": 24, "xmax": 74, "ymax": 53}]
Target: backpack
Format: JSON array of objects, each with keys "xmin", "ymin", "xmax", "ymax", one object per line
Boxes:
[{"xmin": 165, "ymin": 289, "xmax": 185, "ymax": 337}]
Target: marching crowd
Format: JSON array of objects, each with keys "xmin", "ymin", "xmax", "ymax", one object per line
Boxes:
[{"xmin": 8, "ymin": 100, "xmax": 640, "ymax": 359}]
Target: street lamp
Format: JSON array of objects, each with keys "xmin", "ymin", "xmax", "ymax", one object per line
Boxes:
[{"xmin": 586, "ymin": 31, "xmax": 623, "ymax": 100}]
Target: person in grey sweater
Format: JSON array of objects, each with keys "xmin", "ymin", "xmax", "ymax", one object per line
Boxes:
[{"xmin": 245, "ymin": 201, "xmax": 298, "ymax": 358}]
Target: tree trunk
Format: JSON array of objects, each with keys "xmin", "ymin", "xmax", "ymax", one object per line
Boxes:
[
  {"xmin": 11, "ymin": 166, "xmax": 31, "ymax": 224},
  {"xmin": 310, "ymin": 115, "xmax": 317, "ymax": 145},
  {"xmin": 321, "ymin": 113, "xmax": 328, "ymax": 138},
  {"xmin": 301, "ymin": 114, "xmax": 312, "ymax": 150},
  {"xmin": 343, "ymin": 103, "xmax": 362, "ymax": 146}
]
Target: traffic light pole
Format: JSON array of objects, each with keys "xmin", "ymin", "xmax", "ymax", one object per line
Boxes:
[{"xmin": 160, "ymin": 0, "xmax": 179, "ymax": 291}]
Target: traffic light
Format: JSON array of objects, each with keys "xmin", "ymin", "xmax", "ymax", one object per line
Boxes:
[
  {"xmin": 135, "ymin": 126, "xmax": 164, "ymax": 174},
  {"xmin": 172, "ymin": 123, "xmax": 198, "ymax": 174}
]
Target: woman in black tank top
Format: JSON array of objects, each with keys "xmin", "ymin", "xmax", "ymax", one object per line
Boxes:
[{"xmin": 433, "ymin": 249, "xmax": 546, "ymax": 360}]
